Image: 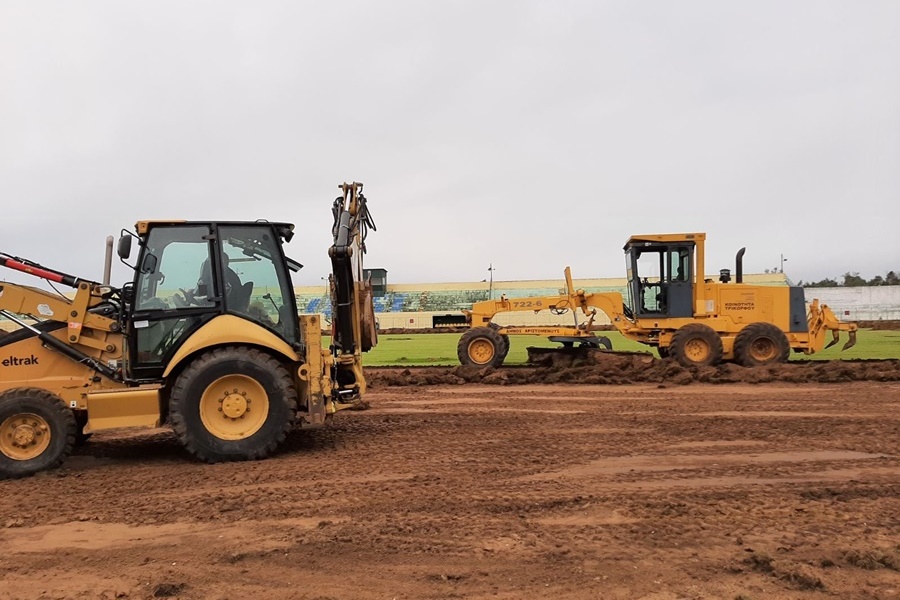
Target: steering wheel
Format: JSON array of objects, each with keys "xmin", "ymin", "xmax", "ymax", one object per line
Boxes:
[{"xmin": 177, "ymin": 287, "xmax": 200, "ymax": 306}]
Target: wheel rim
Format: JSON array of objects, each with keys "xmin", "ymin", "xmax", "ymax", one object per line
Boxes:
[
  {"xmin": 199, "ymin": 375, "xmax": 270, "ymax": 440},
  {"xmin": 467, "ymin": 338, "xmax": 496, "ymax": 365},
  {"xmin": 0, "ymin": 413, "xmax": 51, "ymax": 461},
  {"xmin": 684, "ymin": 338, "xmax": 710, "ymax": 362},
  {"xmin": 749, "ymin": 337, "xmax": 777, "ymax": 362}
]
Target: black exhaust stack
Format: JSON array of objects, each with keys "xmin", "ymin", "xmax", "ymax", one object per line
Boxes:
[{"xmin": 735, "ymin": 247, "xmax": 746, "ymax": 284}]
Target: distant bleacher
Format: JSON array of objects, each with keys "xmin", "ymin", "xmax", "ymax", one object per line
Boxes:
[
  {"xmin": 293, "ymin": 273, "xmax": 787, "ymax": 320},
  {"xmin": 295, "ymin": 283, "xmax": 630, "ymax": 315}
]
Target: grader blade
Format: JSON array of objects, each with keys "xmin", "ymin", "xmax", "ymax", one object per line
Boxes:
[{"xmin": 526, "ymin": 345, "xmax": 607, "ymax": 366}]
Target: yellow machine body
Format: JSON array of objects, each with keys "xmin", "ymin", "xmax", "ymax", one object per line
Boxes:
[
  {"xmin": 460, "ymin": 233, "xmax": 856, "ymax": 368},
  {"xmin": 0, "ymin": 182, "xmax": 377, "ymax": 478}
]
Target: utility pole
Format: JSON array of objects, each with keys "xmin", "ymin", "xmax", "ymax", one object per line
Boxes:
[{"xmin": 780, "ymin": 254, "xmax": 787, "ymax": 273}]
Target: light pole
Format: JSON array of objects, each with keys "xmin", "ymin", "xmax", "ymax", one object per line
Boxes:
[
  {"xmin": 488, "ymin": 264, "xmax": 495, "ymax": 299},
  {"xmin": 780, "ymin": 254, "xmax": 787, "ymax": 273}
]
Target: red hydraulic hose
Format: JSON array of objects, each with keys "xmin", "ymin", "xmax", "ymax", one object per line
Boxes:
[{"xmin": 0, "ymin": 256, "xmax": 79, "ymax": 287}]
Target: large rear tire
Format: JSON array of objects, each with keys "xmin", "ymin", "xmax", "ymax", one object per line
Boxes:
[
  {"xmin": 734, "ymin": 323, "xmax": 790, "ymax": 367},
  {"xmin": 458, "ymin": 327, "xmax": 507, "ymax": 367},
  {"xmin": 169, "ymin": 347, "xmax": 298, "ymax": 463},
  {"xmin": 670, "ymin": 323, "xmax": 724, "ymax": 368},
  {"xmin": 0, "ymin": 388, "xmax": 75, "ymax": 479}
]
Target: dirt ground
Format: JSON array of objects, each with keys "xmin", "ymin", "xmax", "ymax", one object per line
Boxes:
[{"xmin": 1, "ymin": 375, "xmax": 899, "ymax": 600}]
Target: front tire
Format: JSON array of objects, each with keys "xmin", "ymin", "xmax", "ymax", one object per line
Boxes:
[
  {"xmin": 0, "ymin": 388, "xmax": 75, "ymax": 479},
  {"xmin": 458, "ymin": 327, "xmax": 507, "ymax": 367},
  {"xmin": 734, "ymin": 323, "xmax": 790, "ymax": 367},
  {"xmin": 670, "ymin": 323, "xmax": 724, "ymax": 367},
  {"xmin": 169, "ymin": 347, "xmax": 298, "ymax": 463}
]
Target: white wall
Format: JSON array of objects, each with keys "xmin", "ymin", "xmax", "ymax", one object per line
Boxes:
[{"xmin": 804, "ymin": 286, "xmax": 900, "ymax": 321}]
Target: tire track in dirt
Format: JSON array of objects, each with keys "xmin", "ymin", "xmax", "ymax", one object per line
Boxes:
[{"xmin": 0, "ymin": 381, "xmax": 897, "ymax": 599}]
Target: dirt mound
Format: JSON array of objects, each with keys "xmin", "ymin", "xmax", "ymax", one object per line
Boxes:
[
  {"xmin": 858, "ymin": 320, "xmax": 900, "ymax": 330},
  {"xmin": 367, "ymin": 353, "xmax": 900, "ymax": 387}
]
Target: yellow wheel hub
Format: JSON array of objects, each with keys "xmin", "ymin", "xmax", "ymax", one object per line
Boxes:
[
  {"xmin": 750, "ymin": 337, "xmax": 777, "ymax": 361},
  {"xmin": 199, "ymin": 375, "xmax": 269, "ymax": 440},
  {"xmin": 684, "ymin": 338, "xmax": 710, "ymax": 362},
  {"xmin": 0, "ymin": 413, "xmax": 51, "ymax": 461},
  {"xmin": 468, "ymin": 339, "xmax": 496, "ymax": 365}
]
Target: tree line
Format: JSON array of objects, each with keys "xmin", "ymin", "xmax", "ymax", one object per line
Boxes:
[{"xmin": 797, "ymin": 271, "xmax": 900, "ymax": 288}]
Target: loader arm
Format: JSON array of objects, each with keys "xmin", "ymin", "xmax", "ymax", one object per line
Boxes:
[
  {"xmin": 0, "ymin": 282, "xmax": 116, "ymax": 337},
  {"xmin": 0, "ymin": 259, "xmax": 122, "ymax": 379}
]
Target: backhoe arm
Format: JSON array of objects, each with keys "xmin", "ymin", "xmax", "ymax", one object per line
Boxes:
[{"xmin": 325, "ymin": 182, "xmax": 377, "ymax": 403}]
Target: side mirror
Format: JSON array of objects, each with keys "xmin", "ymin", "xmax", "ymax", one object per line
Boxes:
[{"xmin": 117, "ymin": 235, "xmax": 132, "ymax": 259}]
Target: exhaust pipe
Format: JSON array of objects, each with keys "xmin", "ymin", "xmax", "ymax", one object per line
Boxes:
[
  {"xmin": 735, "ymin": 247, "xmax": 746, "ymax": 284},
  {"xmin": 103, "ymin": 235, "xmax": 114, "ymax": 285}
]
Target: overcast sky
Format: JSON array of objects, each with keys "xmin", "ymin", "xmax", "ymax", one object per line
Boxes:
[{"xmin": 2, "ymin": 1, "xmax": 898, "ymax": 290}]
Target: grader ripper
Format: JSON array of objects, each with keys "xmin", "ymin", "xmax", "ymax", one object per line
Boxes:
[
  {"xmin": 0, "ymin": 182, "xmax": 377, "ymax": 478},
  {"xmin": 459, "ymin": 233, "xmax": 857, "ymax": 368}
]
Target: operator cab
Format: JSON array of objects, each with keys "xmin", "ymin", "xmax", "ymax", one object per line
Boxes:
[
  {"xmin": 119, "ymin": 221, "xmax": 301, "ymax": 380},
  {"xmin": 624, "ymin": 234, "xmax": 700, "ymax": 319}
]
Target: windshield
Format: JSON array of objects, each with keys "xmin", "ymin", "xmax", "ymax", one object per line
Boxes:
[
  {"xmin": 136, "ymin": 225, "xmax": 213, "ymax": 311},
  {"xmin": 220, "ymin": 225, "xmax": 298, "ymax": 343}
]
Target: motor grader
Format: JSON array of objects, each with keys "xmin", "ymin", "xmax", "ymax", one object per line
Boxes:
[
  {"xmin": 0, "ymin": 182, "xmax": 378, "ymax": 478},
  {"xmin": 458, "ymin": 232, "xmax": 857, "ymax": 368}
]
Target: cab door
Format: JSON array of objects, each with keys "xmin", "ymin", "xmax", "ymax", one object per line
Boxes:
[
  {"xmin": 665, "ymin": 245, "xmax": 694, "ymax": 318},
  {"xmin": 127, "ymin": 224, "xmax": 220, "ymax": 380},
  {"xmin": 626, "ymin": 243, "xmax": 694, "ymax": 318}
]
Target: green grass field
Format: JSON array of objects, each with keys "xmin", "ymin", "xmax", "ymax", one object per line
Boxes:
[{"xmin": 359, "ymin": 329, "xmax": 900, "ymax": 367}]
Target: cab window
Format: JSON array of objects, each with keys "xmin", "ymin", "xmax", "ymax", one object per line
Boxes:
[
  {"xmin": 219, "ymin": 226, "xmax": 297, "ymax": 343},
  {"xmin": 136, "ymin": 226, "xmax": 213, "ymax": 311}
]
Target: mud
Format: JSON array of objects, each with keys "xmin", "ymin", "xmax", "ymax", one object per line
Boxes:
[
  {"xmin": 1, "ymin": 380, "xmax": 899, "ymax": 599},
  {"xmin": 858, "ymin": 320, "xmax": 900, "ymax": 331},
  {"xmin": 368, "ymin": 354, "xmax": 900, "ymax": 387}
]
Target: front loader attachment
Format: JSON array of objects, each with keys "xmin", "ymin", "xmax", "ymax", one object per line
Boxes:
[{"xmin": 808, "ymin": 300, "xmax": 858, "ymax": 353}]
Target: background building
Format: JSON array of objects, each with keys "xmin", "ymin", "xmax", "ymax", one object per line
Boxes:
[{"xmin": 295, "ymin": 272, "xmax": 792, "ymax": 330}]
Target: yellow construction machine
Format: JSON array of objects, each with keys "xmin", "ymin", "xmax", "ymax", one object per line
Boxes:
[
  {"xmin": 458, "ymin": 233, "xmax": 856, "ymax": 368},
  {"xmin": 0, "ymin": 182, "xmax": 377, "ymax": 478}
]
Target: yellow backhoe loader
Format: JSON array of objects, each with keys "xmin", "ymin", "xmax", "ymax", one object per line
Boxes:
[
  {"xmin": 459, "ymin": 233, "xmax": 856, "ymax": 368},
  {"xmin": 0, "ymin": 182, "xmax": 377, "ymax": 478}
]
